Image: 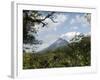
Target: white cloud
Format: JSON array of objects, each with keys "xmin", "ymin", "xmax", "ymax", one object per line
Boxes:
[
  {"xmin": 69, "ymin": 14, "xmax": 90, "ymax": 28},
  {"xmin": 70, "ymin": 18, "xmax": 75, "ymax": 24},
  {"xmin": 33, "ymin": 23, "xmax": 49, "ymax": 32},
  {"xmin": 76, "ymin": 14, "xmax": 90, "ymax": 26},
  {"xmin": 32, "ymin": 13, "xmax": 69, "ymax": 33},
  {"xmin": 44, "ymin": 34, "xmax": 58, "ymax": 42},
  {"xmin": 84, "ymin": 32, "xmax": 91, "ymax": 36},
  {"xmin": 54, "ymin": 27, "xmax": 57, "ymax": 31},
  {"xmin": 70, "ymin": 26, "xmax": 78, "ymax": 30},
  {"xmin": 75, "ymin": 15, "xmax": 81, "ymax": 23},
  {"xmin": 75, "ymin": 15, "xmax": 86, "ymax": 24},
  {"xmin": 60, "ymin": 31, "xmax": 91, "ymax": 42},
  {"xmin": 34, "ymin": 13, "xmax": 68, "ymax": 32},
  {"xmin": 46, "ymin": 13, "xmax": 68, "ymax": 31},
  {"xmin": 55, "ymin": 13, "xmax": 67, "ymax": 23},
  {"xmin": 60, "ymin": 31, "xmax": 81, "ymax": 41}
]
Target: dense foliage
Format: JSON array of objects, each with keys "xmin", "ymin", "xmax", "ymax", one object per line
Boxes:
[{"xmin": 23, "ymin": 36, "xmax": 91, "ymax": 69}]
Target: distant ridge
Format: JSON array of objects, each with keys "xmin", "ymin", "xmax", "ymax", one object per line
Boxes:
[{"xmin": 38, "ymin": 38, "xmax": 69, "ymax": 53}]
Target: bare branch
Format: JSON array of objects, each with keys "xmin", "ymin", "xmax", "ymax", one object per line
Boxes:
[
  {"xmin": 42, "ymin": 12, "xmax": 55, "ymax": 21},
  {"xmin": 49, "ymin": 17, "xmax": 57, "ymax": 23}
]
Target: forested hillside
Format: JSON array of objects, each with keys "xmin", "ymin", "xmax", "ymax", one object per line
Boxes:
[{"xmin": 23, "ymin": 36, "xmax": 91, "ymax": 69}]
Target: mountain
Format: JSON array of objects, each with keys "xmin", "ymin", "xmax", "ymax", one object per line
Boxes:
[
  {"xmin": 38, "ymin": 38, "xmax": 69, "ymax": 53},
  {"xmin": 47, "ymin": 38, "xmax": 68, "ymax": 50}
]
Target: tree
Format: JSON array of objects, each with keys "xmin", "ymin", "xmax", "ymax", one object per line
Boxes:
[
  {"xmin": 23, "ymin": 10, "xmax": 57, "ymax": 52},
  {"xmin": 23, "ymin": 53, "xmax": 33, "ymax": 69},
  {"xmin": 70, "ymin": 33, "xmax": 84, "ymax": 42},
  {"xmin": 84, "ymin": 13, "xmax": 91, "ymax": 24},
  {"xmin": 68, "ymin": 34, "xmax": 91, "ymax": 66}
]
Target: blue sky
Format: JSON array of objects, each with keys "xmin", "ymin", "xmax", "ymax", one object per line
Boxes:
[{"xmin": 32, "ymin": 11, "xmax": 91, "ymax": 52}]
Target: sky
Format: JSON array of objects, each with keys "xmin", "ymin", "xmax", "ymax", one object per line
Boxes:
[{"xmin": 27, "ymin": 11, "xmax": 91, "ymax": 52}]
